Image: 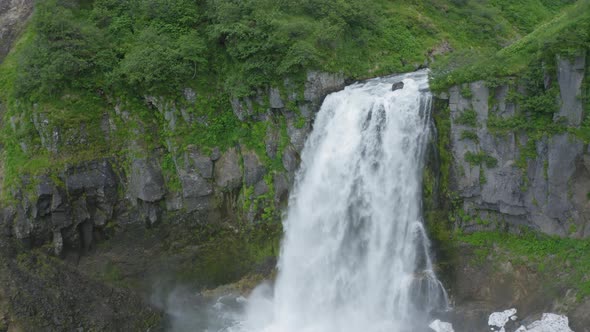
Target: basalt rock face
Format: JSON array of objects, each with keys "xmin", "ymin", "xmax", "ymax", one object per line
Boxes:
[
  {"xmin": 439, "ymin": 54, "xmax": 590, "ymax": 237},
  {"xmin": 3, "ymin": 160, "xmax": 120, "ymax": 255},
  {"xmin": 0, "ymin": 69, "xmax": 345, "ymax": 330},
  {"xmin": 0, "ymin": 71, "xmax": 345, "ymax": 257}
]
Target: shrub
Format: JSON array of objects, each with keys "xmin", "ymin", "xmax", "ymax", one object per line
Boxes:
[
  {"xmin": 460, "ymin": 130, "xmax": 479, "ymax": 142},
  {"xmin": 465, "ymin": 151, "xmax": 498, "ymax": 168},
  {"xmin": 455, "ymin": 109, "xmax": 478, "ymax": 127},
  {"xmin": 15, "ymin": 0, "xmax": 114, "ymax": 100}
]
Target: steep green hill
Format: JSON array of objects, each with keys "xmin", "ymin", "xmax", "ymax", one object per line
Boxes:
[
  {"xmin": 431, "ymin": 0, "xmax": 589, "ymax": 90},
  {"xmin": 0, "ymin": 0, "xmax": 582, "ymax": 197}
]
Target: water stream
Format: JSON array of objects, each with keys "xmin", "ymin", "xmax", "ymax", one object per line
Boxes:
[{"xmin": 184, "ymin": 70, "xmax": 449, "ymax": 332}]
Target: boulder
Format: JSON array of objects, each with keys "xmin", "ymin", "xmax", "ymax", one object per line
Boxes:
[
  {"xmin": 183, "ymin": 88, "xmax": 196, "ymax": 104},
  {"xmin": 179, "ymin": 170, "xmax": 212, "ymax": 199},
  {"xmin": 215, "ymin": 148, "xmax": 242, "ymax": 190},
  {"xmin": 186, "ymin": 147, "xmax": 213, "ymax": 179},
  {"xmin": 177, "ymin": 148, "xmax": 215, "ymax": 213},
  {"xmin": 516, "ymin": 313, "xmax": 573, "ymax": 332},
  {"xmin": 391, "ymin": 82, "xmax": 404, "ymax": 91},
  {"xmin": 66, "ymin": 160, "xmax": 118, "ymax": 197},
  {"xmin": 128, "ymin": 158, "xmax": 166, "ymax": 203},
  {"xmin": 230, "ymin": 97, "xmax": 252, "ymax": 121},
  {"xmin": 429, "ymin": 319, "xmax": 454, "ymax": 332}
]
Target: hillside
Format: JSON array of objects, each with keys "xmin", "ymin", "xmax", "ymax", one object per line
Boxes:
[{"xmin": 0, "ymin": 0, "xmax": 588, "ymax": 331}]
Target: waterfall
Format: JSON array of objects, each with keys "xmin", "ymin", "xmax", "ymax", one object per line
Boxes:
[{"xmin": 217, "ymin": 70, "xmax": 448, "ymax": 332}]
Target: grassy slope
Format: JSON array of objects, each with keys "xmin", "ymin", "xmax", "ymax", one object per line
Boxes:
[
  {"xmin": 431, "ymin": 0, "xmax": 589, "ymax": 90},
  {"xmin": 0, "ymin": 0, "xmax": 575, "ymax": 189},
  {"xmin": 459, "ymin": 231, "xmax": 590, "ymax": 299}
]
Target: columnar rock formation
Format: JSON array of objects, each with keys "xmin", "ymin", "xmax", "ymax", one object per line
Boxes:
[{"xmin": 440, "ymin": 54, "xmax": 589, "ymax": 237}]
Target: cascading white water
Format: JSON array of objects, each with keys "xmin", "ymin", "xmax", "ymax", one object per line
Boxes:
[{"xmin": 212, "ymin": 70, "xmax": 448, "ymax": 332}]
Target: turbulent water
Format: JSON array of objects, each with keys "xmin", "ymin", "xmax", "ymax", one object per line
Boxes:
[{"xmin": 194, "ymin": 71, "xmax": 448, "ymax": 332}]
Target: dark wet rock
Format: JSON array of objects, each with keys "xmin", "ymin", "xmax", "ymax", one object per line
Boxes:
[
  {"xmin": 210, "ymin": 147, "xmax": 221, "ymax": 161},
  {"xmin": 179, "ymin": 170, "xmax": 212, "ymax": 200},
  {"xmin": 0, "ymin": 240, "xmax": 162, "ymax": 332},
  {"xmin": 265, "ymin": 126, "xmax": 280, "ymax": 159},
  {"xmin": 392, "ymin": 81, "xmax": 404, "ymax": 91}
]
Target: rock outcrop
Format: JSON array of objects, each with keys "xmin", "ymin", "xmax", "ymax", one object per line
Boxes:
[
  {"xmin": 0, "ymin": 0, "xmax": 33, "ymax": 62},
  {"xmin": 0, "ymin": 68, "xmax": 346, "ymax": 330},
  {"xmin": 440, "ymin": 54, "xmax": 589, "ymax": 237},
  {"xmin": 0, "ymin": 70, "xmax": 346, "ymax": 256}
]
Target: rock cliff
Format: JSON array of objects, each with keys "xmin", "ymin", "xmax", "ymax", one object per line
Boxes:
[
  {"xmin": 439, "ymin": 53, "xmax": 589, "ymax": 237},
  {"xmin": 0, "ymin": 54, "xmax": 345, "ymax": 331},
  {"xmin": 0, "ymin": 71, "xmax": 345, "ymax": 258}
]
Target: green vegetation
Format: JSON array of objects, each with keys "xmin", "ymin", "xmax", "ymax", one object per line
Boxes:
[
  {"xmin": 460, "ymin": 86, "xmax": 473, "ymax": 98},
  {"xmin": 431, "ymin": 0, "xmax": 589, "ymax": 91},
  {"xmin": 465, "ymin": 151, "xmax": 498, "ymax": 168},
  {"xmin": 101, "ymin": 261, "xmax": 125, "ymax": 285},
  {"xmin": 434, "ymin": 105, "xmax": 453, "ymax": 197},
  {"xmin": 0, "ymin": 0, "xmax": 583, "ymax": 197},
  {"xmin": 458, "ymin": 230, "xmax": 590, "ymax": 299},
  {"xmin": 175, "ymin": 222, "xmax": 282, "ymax": 287},
  {"xmin": 423, "ymin": 102, "xmax": 456, "ymax": 279},
  {"xmin": 483, "ymin": 60, "xmax": 570, "ymax": 169},
  {"xmin": 10, "ymin": 0, "xmax": 577, "ymax": 100},
  {"xmin": 460, "ymin": 130, "xmax": 479, "ymax": 142},
  {"xmin": 479, "ymin": 168, "xmax": 487, "ymax": 184},
  {"xmin": 455, "ymin": 109, "xmax": 478, "ymax": 127}
]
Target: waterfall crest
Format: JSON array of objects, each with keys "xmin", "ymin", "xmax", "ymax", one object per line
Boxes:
[{"xmin": 226, "ymin": 70, "xmax": 448, "ymax": 332}]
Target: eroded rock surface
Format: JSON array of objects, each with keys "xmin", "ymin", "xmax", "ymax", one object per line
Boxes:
[{"xmin": 443, "ymin": 54, "xmax": 590, "ymax": 237}]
